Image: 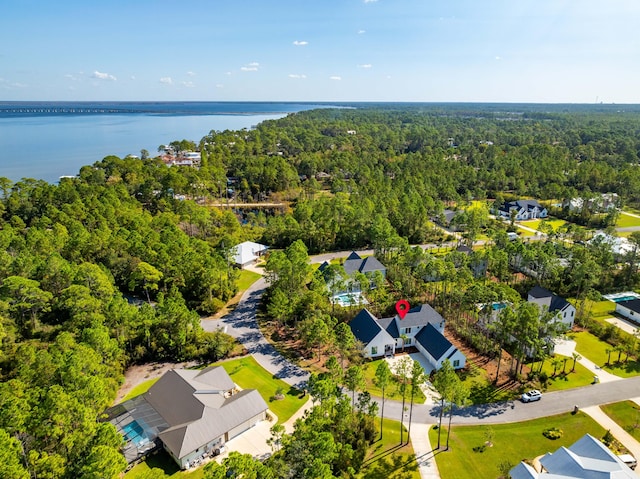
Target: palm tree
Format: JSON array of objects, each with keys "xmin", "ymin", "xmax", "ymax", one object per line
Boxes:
[{"xmin": 571, "ymin": 352, "xmax": 582, "ymax": 372}]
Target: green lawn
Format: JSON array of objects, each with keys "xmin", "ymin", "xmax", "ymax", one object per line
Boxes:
[
  {"xmin": 120, "ymin": 377, "xmax": 160, "ymax": 402},
  {"xmin": 125, "ymin": 451, "xmax": 204, "ymax": 479},
  {"xmin": 363, "ymin": 359, "xmax": 426, "ymax": 403},
  {"xmin": 212, "ymin": 356, "xmax": 307, "ymax": 423},
  {"xmin": 616, "ymin": 212, "xmax": 640, "ymax": 229},
  {"xmin": 531, "ymin": 355, "xmax": 595, "ymax": 391},
  {"xmin": 570, "ymin": 331, "xmax": 640, "ymax": 378},
  {"xmin": 429, "ymin": 412, "xmax": 606, "ymax": 479},
  {"xmin": 580, "ymin": 298, "xmax": 616, "ymax": 322},
  {"xmin": 601, "ymin": 401, "xmax": 640, "ymax": 442},
  {"xmin": 459, "ymin": 362, "xmax": 518, "ymax": 405},
  {"xmin": 521, "ymin": 218, "xmax": 568, "ymax": 233},
  {"xmin": 359, "ymin": 418, "xmax": 420, "ymax": 479},
  {"xmin": 236, "ymin": 269, "xmax": 261, "ymax": 291}
]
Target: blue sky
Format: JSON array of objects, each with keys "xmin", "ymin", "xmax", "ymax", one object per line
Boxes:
[{"xmin": 1, "ymin": 0, "xmax": 638, "ymax": 103}]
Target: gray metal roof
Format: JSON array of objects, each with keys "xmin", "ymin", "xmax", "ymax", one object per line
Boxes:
[
  {"xmin": 392, "ymin": 303, "xmax": 445, "ymax": 328},
  {"xmin": 158, "ymin": 389, "xmax": 268, "ymax": 459},
  {"xmin": 111, "ymin": 366, "xmax": 268, "ymax": 462},
  {"xmin": 342, "ymin": 252, "xmax": 386, "ymax": 276},
  {"xmin": 512, "ymin": 434, "xmax": 636, "ymax": 478}
]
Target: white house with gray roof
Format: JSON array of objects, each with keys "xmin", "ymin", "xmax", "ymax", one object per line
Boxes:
[
  {"xmin": 510, "ymin": 433, "xmax": 636, "ymax": 478},
  {"xmin": 107, "ymin": 367, "xmax": 268, "ymax": 469},
  {"xmin": 319, "ymin": 251, "xmax": 386, "ymax": 296},
  {"xmin": 495, "ymin": 199, "xmax": 548, "ymax": 221},
  {"xmin": 527, "ymin": 286, "xmax": 576, "ymax": 330},
  {"xmin": 349, "ymin": 304, "xmax": 465, "ymax": 372}
]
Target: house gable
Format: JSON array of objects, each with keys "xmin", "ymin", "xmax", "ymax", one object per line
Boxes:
[
  {"xmin": 349, "ymin": 308, "xmax": 384, "ymax": 345},
  {"xmin": 415, "ymin": 323, "xmax": 453, "ymax": 362}
]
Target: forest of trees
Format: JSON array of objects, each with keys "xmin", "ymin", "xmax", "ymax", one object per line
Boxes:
[{"xmin": 2, "ymin": 103, "xmax": 640, "ymax": 477}]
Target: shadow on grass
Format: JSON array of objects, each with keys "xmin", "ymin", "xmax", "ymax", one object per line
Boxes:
[
  {"xmin": 361, "ymin": 446, "xmax": 419, "ymax": 479},
  {"xmin": 135, "ymin": 450, "xmax": 181, "ymax": 476},
  {"xmin": 606, "ymin": 359, "xmax": 640, "ymax": 375}
]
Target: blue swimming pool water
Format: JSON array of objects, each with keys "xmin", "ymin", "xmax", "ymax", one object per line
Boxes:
[
  {"xmin": 122, "ymin": 420, "xmax": 147, "ymax": 447},
  {"xmin": 613, "ymin": 296, "xmax": 639, "ymax": 303}
]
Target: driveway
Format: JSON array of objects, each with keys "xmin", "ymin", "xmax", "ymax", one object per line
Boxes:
[{"xmin": 201, "ymin": 277, "xmax": 309, "ymax": 389}]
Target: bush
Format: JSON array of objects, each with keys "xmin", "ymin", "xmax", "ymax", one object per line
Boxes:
[{"xmin": 543, "ymin": 427, "xmax": 563, "ymax": 440}]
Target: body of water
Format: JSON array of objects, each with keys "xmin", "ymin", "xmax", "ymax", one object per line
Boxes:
[{"xmin": 0, "ymin": 102, "xmax": 331, "ymax": 183}]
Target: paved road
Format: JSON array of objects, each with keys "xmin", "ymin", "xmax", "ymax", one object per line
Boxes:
[
  {"xmin": 376, "ymin": 376, "xmax": 640, "ymax": 426},
  {"xmin": 200, "ymin": 277, "xmax": 309, "ymax": 389}
]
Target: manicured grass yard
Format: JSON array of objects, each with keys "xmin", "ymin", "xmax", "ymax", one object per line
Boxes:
[
  {"xmin": 521, "ymin": 218, "xmax": 568, "ymax": 233},
  {"xmin": 360, "ymin": 418, "xmax": 420, "ymax": 479},
  {"xmin": 575, "ymin": 298, "xmax": 616, "ymax": 322},
  {"xmin": 125, "ymin": 450, "xmax": 204, "ymax": 479},
  {"xmin": 459, "ymin": 362, "xmax": 518, "ymax": 405},
  {"xmin": 616, "ymin": 212, "xmax": 640, "ymax": 229},
  {"xmin": 601, "ymin": 401, "xmax": 640, "ymax": 442},
  {"xmin": 429, "ymin": 412, "xmax": 606, "ymax": 479},
  {"xmin": 532, "ymin": 355, "xmax": 595, "ymax": 391},
  {"xmin": 236, "ymin": 269, "xmax": 261, "ymax": 291},
  {"xmin": 120, "ymin": 377, "xmax": 160, "ymax": 402},
  {"xmin": 570, "ymin": 331, "xmax": 640, "ymax": 378},
  {"xmin": 363, "ymin": 359, "xmax": 426, "ymax": 403},
  {"xmin": 212, "ymin": 356, "xmax": 307, "ymax": 423}
]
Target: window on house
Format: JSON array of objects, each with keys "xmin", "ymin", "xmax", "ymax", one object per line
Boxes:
[
  {"xmin": 453, "ymin": 360, "xmax": 460, "ymax": 368},
  {"xmin": 403, "ymin": 327, "xmax": 412, "ymax": 334},
  {"xmin": 371, "ymin": 346, "xmax": 377, "ymax": 355},
  {"xmin": 404, "ymin": 338, "xmax": 412, "ymax": 345},
  {"xmin": 571, "ymin": 310, "xmax": 574, "ymax": 317}
]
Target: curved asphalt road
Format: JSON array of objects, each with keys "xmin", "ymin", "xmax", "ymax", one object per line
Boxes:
[
  {"xmin": 202, "ymin": 260, "xmax": 640, "ymax": 426},
  {"xmin": 201, "ymin": 277, "xmax": 310, "ymax": 390}
]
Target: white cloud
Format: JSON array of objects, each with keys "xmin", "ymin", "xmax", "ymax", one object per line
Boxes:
[
  {"xmin": 159, "ymin": 77, "xmax": 173, "ymax": 84},
  {"xmin": 181, "ymin": 81, "xmax": 195, "ymax": 88},
  {"xmin": 358, "ymin": 64, "xmax": 373, "ymax": 69},
  {"xmin": 187, "ymin": 71, "xmax": 196, "ymax": 76},
  {"xmin": 225, "ymin": 71, "xmax": 232, "ymax": 76},
  {"xmin": 288, "ymin": 74, "xmax": 307, "ymax": 79},
  {"xmin": 330, "ymin": 76, "xmax": 342, "ymax": 81},
  {"xmin": 65, "ymin": 73, "xmax": 80, "ymax": 81},
  {"xmin": 130, "ymin": 75, "xmax": 136, "ymax": 80},
  {"xmin": 92, "ymin": 71, "xmax": 117, "ymax": 81},
  {"xmin": 364, "ymin": 0, "xmax": 378, "ymax": 3},
  {"xmin": 495, "ymin": 56, "xmax": 502, "ymax": 61},
  {"xmin": 293, "ymin": 40, "xmax": 308, "ymax": 46},
  {"xmin": 241, "ymin": 62, "xmax": 260, "ymax": 71},
  {"xmin": 215, "ymin": 84, "xmax": 224, "ymax": 88},
  {"xmin": 0, "ymin": 78, "xmax": 26, "ymax": 89},
  {"xmin": 358, "ymin": 29, "xmax": 366, "ymax": 34}
]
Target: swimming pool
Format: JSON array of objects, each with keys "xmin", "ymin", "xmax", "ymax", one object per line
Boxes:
[
  {"xmin": 603, "ymin": 292, "xmax": 640, "ymax": 303},
  {"xmin": 333, "ymin": 292, "xmax": 368, "ymax": 307},
  {"xmin": 613, "ymin": 296, "xmax": 639, "ymax": 303},
  {"xmin": 122, "ymin": 420, "xmax": 148, "ymax": 447}
]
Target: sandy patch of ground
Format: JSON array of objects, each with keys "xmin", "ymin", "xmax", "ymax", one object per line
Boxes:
[{"xmin": 115, "ymin": 361, "xmax": 195, "ymax": 403}]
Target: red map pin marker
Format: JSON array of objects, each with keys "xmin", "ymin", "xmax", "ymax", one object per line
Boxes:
[{"xmin": 395, "ymin": 299, "xmax": 410, "ymax": 319}]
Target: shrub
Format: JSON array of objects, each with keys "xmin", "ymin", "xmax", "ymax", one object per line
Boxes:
[{"xmin": 543, "ymin": 427, "xmax": 563, "ymax": 440}]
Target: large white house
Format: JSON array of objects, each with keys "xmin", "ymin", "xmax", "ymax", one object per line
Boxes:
[
  {"xmin": 349, "ymin": 304, "xmax": 466, "ymax": 372},
  {"xmin": 107, "ymin": 367, "xmax": 268, "ymax": 469},
  {"xmin": 495, "ymin": 199, "xmax": 548, "ymax": 221},
  {"xmin": 527, "ymin": 286, "xmax": 576, "ymax": 330},
  {"xmin": 232, "ymin": 241, "xmax": 268, "ymax": 269}
]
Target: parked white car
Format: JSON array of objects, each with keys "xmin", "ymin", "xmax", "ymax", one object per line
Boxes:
[{"xmin": 521, "ymin": 390, "xmax": 542, "ymax": 403}]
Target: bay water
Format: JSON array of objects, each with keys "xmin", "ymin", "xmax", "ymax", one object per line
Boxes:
[{"xmin": 0, "ymin": 102, "xmax": 328, "ymax": 183}]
